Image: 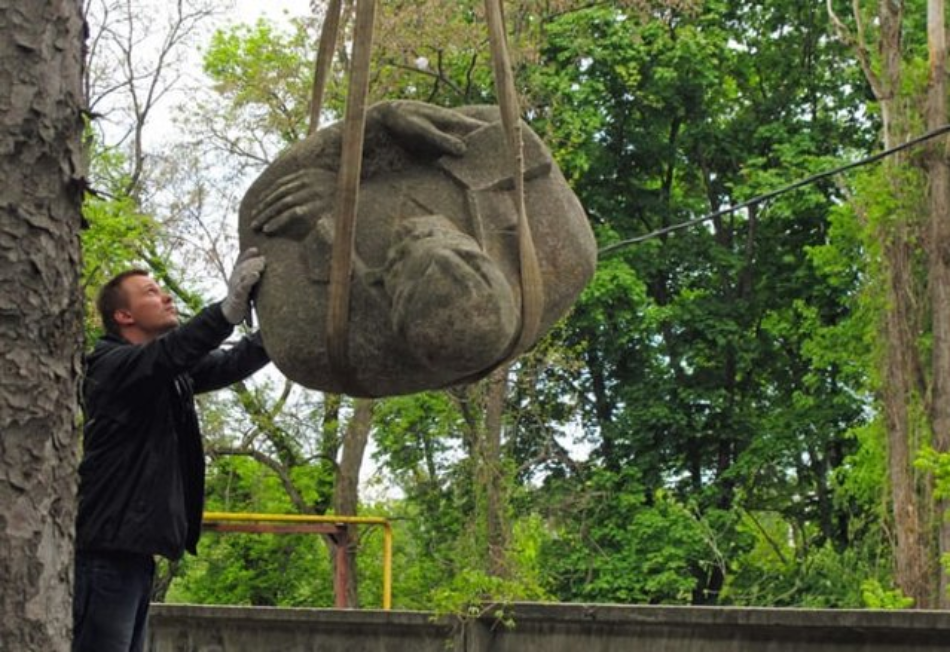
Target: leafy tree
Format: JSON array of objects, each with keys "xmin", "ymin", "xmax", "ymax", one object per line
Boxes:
[
  {"xmin": 167, "ymin": 456, "xmax": 336, "ymax": 606},
  {"xmin": 81, "ymin": 137, "xmax": 161, "ymax": 339},
  {"xmin": 827, "ymin": 0, "xmax": 950, "ymax": 608},
  {"xmin": 517, "ymin": 0, "xmax": 881, "ymax": 606}
]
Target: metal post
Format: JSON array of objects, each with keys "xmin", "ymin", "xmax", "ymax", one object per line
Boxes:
[
  {"xmin": 333, "ymin": 525, "xmax": 349, "ymax": 609},
  {"xmin": 202, "ymin": 512, "xmax": 392, "ymax": 610}
]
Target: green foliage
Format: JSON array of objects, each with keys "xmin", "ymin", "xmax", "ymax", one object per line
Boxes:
[
  {"xmin": 373, "ymin": 0, "xmax": 496, "ymax": 105},
  {"xmin": 80, "ymin": 135, "xmax": 160, "ymax": 341},
  {"xmin": 429, "ymin": 569, "xmax": 537, "ymax": 624},
  {"xmin": 916, "ymin": 447, "xmax": 950, "ymax": 501},
  {"xmin": 373, "ymin": 392, "xmax": 463, "ymax": 487},
  {"xmin": 429, "ymin": 516, "xmax": 553, "ymax": 618},
  {"xmin": 861, "ymin": 579, "xmax": 915, "ymax": 610},
  {"xmin": 81, "ymin": 194, "xmax": 154, "ymax": 325},
  {"xmin": 167, "ymin": 455, "xmax": 339, "ymax": 606},
  {"xmin": 204, "ymin": 19, "xmax": 317, "ymax": 142},
  {"xmin": 520, "ymin": 0, "xmax": 882, "ymax": 609},
  {"xmin": 167, "ymin": 532, "xmax": 335, "ymax": 607},
  {"xmin": 722, "ymin": 514, "xmax": 892, "ymax": 608}
]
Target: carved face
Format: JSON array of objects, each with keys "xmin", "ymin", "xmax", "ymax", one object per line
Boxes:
[{"xmin": 382, "ymin": 215, "xmax": 518, "ymax": 373}]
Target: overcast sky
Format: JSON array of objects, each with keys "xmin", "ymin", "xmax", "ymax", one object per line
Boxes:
[{"xmin": 231, "ymin": 0, "xmax": 309, "ymax": 25}]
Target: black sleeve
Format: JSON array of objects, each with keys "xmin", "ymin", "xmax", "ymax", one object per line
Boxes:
[
  {"xmin": 92, "ymin": 303, "xmax": 234, "ymax": 394},
  {"xmin": 190, "ymin": 330, "xmax": 271, "ymax": 394}
]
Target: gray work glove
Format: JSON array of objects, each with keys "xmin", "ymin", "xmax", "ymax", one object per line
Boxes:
[{"xmin": 221, "ymin": 247, "xmax": 266, "ymax": 325}]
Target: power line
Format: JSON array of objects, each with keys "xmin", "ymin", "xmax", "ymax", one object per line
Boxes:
[{"xmin": 598, "ymin": 124, "xmax": 950, "ymax": 257}]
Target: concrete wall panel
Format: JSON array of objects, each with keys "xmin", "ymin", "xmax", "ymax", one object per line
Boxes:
[{"xmin": 147, "ymin": 602, "xmax": 950, "ymax": 652}]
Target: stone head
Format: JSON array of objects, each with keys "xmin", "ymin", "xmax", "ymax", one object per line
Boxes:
[{"xmin": 382, "ymin": 215, "xmax": 518, "ymax": 374}]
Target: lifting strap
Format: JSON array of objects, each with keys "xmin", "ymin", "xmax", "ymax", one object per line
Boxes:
[
  {"xmin": 325, "ymin": 0, "xmax": 376, "ymax": 391},
  {"xmin": 483, "ymin": 0, "xmax": 544, "ymax": 357},
  {"xmin": 311, "ymin": 0, "xmax": 544, "ymax": 391},
  {"xmin": 307, "ymin": 0, "xmax": 343, "ymax": 135}
]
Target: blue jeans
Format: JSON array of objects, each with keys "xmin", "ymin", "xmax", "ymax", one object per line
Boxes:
[{"xmin": 72, "ymin": 550, "xmax": 155, "ymax": 652}]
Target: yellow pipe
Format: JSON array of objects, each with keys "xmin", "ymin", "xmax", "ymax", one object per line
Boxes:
[
  {"xmin": 204, "ymin": 511, "xmax": 389, "ymax": 525},
  {"xmin": 382, "ymin": 522, "xmax": 392, "ymax": 610},
  {"xmin": 202, "ymin": 511, "xmax": 393, "ymax": 610}
]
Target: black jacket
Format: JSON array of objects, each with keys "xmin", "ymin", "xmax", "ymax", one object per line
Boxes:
[{"xmin": 76, "ymin": 303, "xmax": 269, "ymax": 560}]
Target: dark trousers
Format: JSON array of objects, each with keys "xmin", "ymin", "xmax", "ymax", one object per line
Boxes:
[{"xmin": 72, "ymin": 550, "xmax": 155, "ymax": 652}]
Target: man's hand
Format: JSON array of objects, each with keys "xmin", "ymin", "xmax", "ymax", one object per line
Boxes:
[{"xmin": 221, "ymin": 248, "xmax": 266, "ymax": 325}]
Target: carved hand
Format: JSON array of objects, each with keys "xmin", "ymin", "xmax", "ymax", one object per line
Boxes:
[
  {"xmin": 250, "ymin": 168, "xmax": 336, "ymax": 237},
  {"xmin": 250, "ymin": 102, "xmax": 486, "ymax": 238},
  {"xmin": 378, "ymin": 100, "xmax": 486, "ymax": 156}
]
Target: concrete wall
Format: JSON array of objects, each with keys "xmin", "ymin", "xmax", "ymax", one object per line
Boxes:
[{"xmin": 147, "ymin": 602, "xmax": 950, "ymax": 652}]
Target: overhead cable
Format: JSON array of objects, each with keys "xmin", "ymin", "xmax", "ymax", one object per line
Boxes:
[{"xmin": 598, "ymin": 123, "xmax": 950, "ymax": 256}]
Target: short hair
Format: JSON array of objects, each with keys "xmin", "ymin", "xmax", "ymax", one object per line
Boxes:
[{"xmin": 97, "ymin": 269, "xmax": 150, "ymax": 336}]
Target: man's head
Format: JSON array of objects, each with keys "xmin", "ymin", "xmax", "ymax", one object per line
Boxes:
[
  {"xmin": 97, "ymin": 270, "xmax": 179, "ymax": 343},
  {"xmin": 383, "ymin": 215, "xmax": 518, "ymax": 374}
]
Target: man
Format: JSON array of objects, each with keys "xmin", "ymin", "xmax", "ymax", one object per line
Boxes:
[
  {"xmin": 73, "ymin": 249, "xmax": 268, "ymax": 652},
  {"xmin": 239, "ymin": 101, "xmax": 597, "ymax": 397}
]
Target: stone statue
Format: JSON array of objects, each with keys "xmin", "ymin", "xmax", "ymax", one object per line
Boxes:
[{"xmin": 239, "ymin": 100, "xmax": 596, "ymax": 397}]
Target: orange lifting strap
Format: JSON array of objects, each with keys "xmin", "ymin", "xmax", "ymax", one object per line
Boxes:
[{"xmin": 311, "ymin": 0, "xmax": 545, "ymax": 389}]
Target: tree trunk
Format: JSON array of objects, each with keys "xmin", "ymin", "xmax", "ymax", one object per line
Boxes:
[
  {"xmin": 925, "ymin": 0, "xmax": 950, "ymax": 609},
  {"xmin": 881, "ymin": 236, "xmax": 932, "ymax": 607},
  {"xmin": 332, "ymin": 398, "xmax": 374, "ymax": 607},
  {"xmin": 829, "ymin": 0, "xmax": 939, "ymax": 608},
  {"xmin": 452, "ymin": 367, "xmax": 512, "ymax": 578},
  {"xmin": 0, "ymin": 1, "xmax": 86, "ymax": 650},
  {"xmin": 879, "ymin": 89, "xmax": 932, "ymax": 609},
  {"xmin": 482, "ymin": 366, "xmax": 510, "ymax": 578}
]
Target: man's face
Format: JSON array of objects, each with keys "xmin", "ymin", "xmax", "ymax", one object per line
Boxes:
[{"xmin": 116, "ymin": 274, "xmax": 179, "ymax": 338}]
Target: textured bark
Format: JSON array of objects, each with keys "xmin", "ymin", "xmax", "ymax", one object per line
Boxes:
[
  {"xmin": 878, "ymin": 132, "xmax": 934, "ymax": 609},
  {"xmin": 482, "ymin": 366, "xmax": 509, "ymax": 578},
  {"xmin": 925, "ymin": 0, "xmax": 950, "ymax": 609},
  {"xmin": 881, "ymin": 236, "xmax": 932, "ymax": 608},
  {"xmin": 332, "ymin": 398, "xmax": 374, "ymax": 607},
  {"xmin": 0, "ymin": 1, "xmax": 86, "ymax": 650},
  {"xmin": 829, "ymin": 0, "xmax": 937, "ymax": 608},
  {"xmin": 453, "ymin": 368, "xmax": 512, "ymax": 579},
  {"xmin": 875, "ymin": 2, "xmax": 937, "ymax": 609}
]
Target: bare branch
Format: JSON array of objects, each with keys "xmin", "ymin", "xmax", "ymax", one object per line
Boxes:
[
  {"xmin": 826, "ymin": 0, "xmax": 886, "ymax": 99},
  {"xmin": 270, "ymin": 379, "xmax": 295, "ymax": 419},
  {"xmin": 742, "ymin": 508, "xmax": 789, "ymax": 565},
  {"xmin": 382, "ymin": 57, "xmax": 466, "ymax": 98},
  {"xmin": 208, "ymin": 446, "xmax": 313, "ymax": 514}
]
